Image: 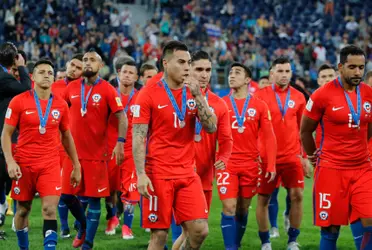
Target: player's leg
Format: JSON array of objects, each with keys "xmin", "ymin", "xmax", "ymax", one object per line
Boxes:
[
  {"xmin": 350, "ymin": 220, "xmax": 363, "ymax": 249},
  {"xmin": 283, "ymin": 188, "xmax": 291, "ymax": 232},
  {"xmin": 105, "ymin": 158, "xmax": 120, "ymax": 235},
  {"xmin": 175, "ymin": 176, "xmax": 209, "ymax": 249},
  {"xmin": 73, "ymin": 196, "xmax": 88, "ymax": 231},
  {"xmin": 268, "ymin": 187, "xmax": 279, "ymax": 237},
  {"xmin": 57, "ymin": 198, "xmax": 70, "ymax": 238},
  {"xmin": 320, "ymin": 226, "xmax": 340, "ymax": 250},
  {"xmin": 0, "ymin": 154, "xmax": 8, "ymax": 232},
  {"xmin": 15, "ymin": 200, "xmax": 32, "ymax": 249},
  {"xmin": 82, "ymin": 197, "xmax": 101, "ymax": 249},
  {"xmin": 171, "ymin": 215, "xmax": 182, "ymax": 244},
  {"xmin": 150, "ymin": 229, "xmax": 170, "ymax": 250},
  {"xmin": 236, "ymin": 197, "xmax": 252, "ymax": 248},
  {"xmin": 41, "ymin": 196, "xmax": 59, "ymax": 250}
]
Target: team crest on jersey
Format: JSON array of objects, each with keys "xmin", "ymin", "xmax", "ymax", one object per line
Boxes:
[
  {"xmin": 92, "ymin": 94, "xmax": 101, "ymax": 103},
  {"xmin": 364, "ymin": 102, "xmax": 371, "ymax": 113},
  {"xmin": 13, "ymin": 187, "xmax": 20, "ymax": 195},
  {"xmin": 209, "ymin": 106, "xmax": 214, "ymax": 113},
  {"xmin": 219, "ymin": 186, "xmax": 227, "ymax": 194},
  {"xmin": 288, "ymin": 100, "xmax": 295, "ymax": 108},
  {"xmin": 51, "ymin": 109, "xmax": 60, "ymax": 120},
  {"xmin": 247, "ymin": 108, "xmax": 256, "ymax": 117},
  {"xmin": 187, "ymin": 99, "xmax": 196, "ymax": 110},
  {"xmin": 148, "ymin": 213, "xmax": 158, "ymax": 223},
  {"xmin": 319, "ymin": 211, "xmax": 328, "ymax": 220}
]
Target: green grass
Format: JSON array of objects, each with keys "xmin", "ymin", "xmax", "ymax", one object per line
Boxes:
[{"xmin": 0, "ymin": 179, "xmax": 356, "ymax": 249}]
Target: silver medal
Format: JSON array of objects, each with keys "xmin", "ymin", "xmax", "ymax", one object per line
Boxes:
[
  {"xmin": 194, "ymin": 134, "xmax": 202, "ymax": 142},
  {"xmin": 238, "ymin": 127, "xmax": 244, "ymax": 133},
  {"xmin": 179, "ymin": 120, "xmax": 186, "ymax": 128},
  {"xmin": 81, "ymin": 108, "xmax": 86, "ymax": 117},
  {"xmin": 39, "ymin": 125, "xmax": 46, "ymax": 134}
]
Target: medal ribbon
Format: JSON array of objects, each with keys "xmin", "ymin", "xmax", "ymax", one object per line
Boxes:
[
  {"xmin": 117, "ymin": 88, "xmax": 135, "ymax": 113},
  {"xmin": 229, "ymin": 94, "xmax": 250, "ymax": 128},
  {"xmin": 195, "ymin": 91, "xmax": 208, "ymax": 135},
  {"xmin": 33, "ymin": 90, "xmax": 53, "ymax": 129},
  {"xmin": 337, "ymin": 78, "xmax": 361, "ymax": 126},
  {"xmin": 0, "ymin": 64, "xmax": 8, "ymax": 73},
  {"xmin": 81, "ymin": 77, "xmax": 101, "ymax": 113},
  {"xmin": 272, "ymin": 84, "xmax": 291, "ymax": 119},
  {"xmin": 162, "ymin": 79, "xmax": 186, "ymax": 122}
]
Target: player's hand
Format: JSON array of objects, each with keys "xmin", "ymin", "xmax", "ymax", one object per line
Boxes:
[
  {"xmin": 137, "ymin": 173, "xmax": 154, "ymax": 199},
  {"xmin": 70, "ymin": 163, "xmax": 81, "ymax": 188},
  {"xmin": 184, "ymin": 76, "xmax": 202, "ymax": 97},
  {"xmin": 15, "ymin": 53, "xmax": 25, "ymax": 67},
  {"xmin": 265, "ymin": 171, "xmax": 276, "ymax": 183},
  {"xmin": 214, "ymin": 160, "xmax": 226, "ymax": 170},
  {"xmin": 7, "ymin": 161, "xmax": 22, "ymax": 180},
  {"xmin": 112, "ymin": 142, "xmax": 124, "ymax": 166},
  {"xmin": 307, "ymin": 149, "xmax": 320, "ymax": 166},
  {"xmin": 301, "ymin": 157, "xmax": 312, "ymax": 179}
]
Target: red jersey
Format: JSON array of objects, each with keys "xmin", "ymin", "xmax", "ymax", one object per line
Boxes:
[
  {"xmin": 64, "ymin": 78, "xmax": 124, "ymax": 160},
  {"xmin": 52, "ymin": 78, "xmax": 81, "ymax": 98},
  {"xmin": 223, "ymin": 94, "xmax": 276, "ymax": 172},
  {"xmin": 303, "ymin": 79, "xmax": 372, "ymax": 169},
  {"xmin": 144, "ymin": 72, "xmax": 163, "ymax": 88},
  {"xmin": 107, "ymin": 89, "xmax": 138, "ymax": 156},
  {"xmin": 256, "ymin": 84, "xmax": 306, "ymax": 164},
  {"xmin": 195, "ymin": 90, "xmax": 233, "ymax": 191},
  {"xmin": 132, "ymin": 80, "xmax": 198, "ymax": 179},
  {"xmin": 5, "ymin": 91, "xmax": 70, "ymax": 165},
  {"xmin": 249, "ymin": 81, "xmax": 259, "ymax": 95}
]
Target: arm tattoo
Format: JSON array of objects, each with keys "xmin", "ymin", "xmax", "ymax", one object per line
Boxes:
[
  {"xmin": 195, "ymin": 95, "xmax": 217, "ymax": 133},
  {"xmin": 132, "ymin": 124, "xmax": 148, "ymax": 175}
]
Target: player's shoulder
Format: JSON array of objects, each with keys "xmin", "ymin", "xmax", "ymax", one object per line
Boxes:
[
  {"xmin": 360, "ymin": 82, "xmax": 372, "ymax": 93},
  {"xmin": 255, "ymin": 85, "xmax": 271, "ymax": 97},
  {"xmin": 52, "ymin": 79, "xmax": 66, "ymax": 87},
  {"xmin": 66, "ymin": 79, "xmax": 81, "ymax": 90},
  {"xmin": 251, "ymin": 94, "xmax": 268, "ymax": 110},
  {"xmin": 311, "ymin": 81, "xmax": 338, "ymax": 99},
  {"xmin": 12, "ymin": 90, "xmax": 31, "ymax": 102}
]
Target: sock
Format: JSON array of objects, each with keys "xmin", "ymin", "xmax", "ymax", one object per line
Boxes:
[
  {"xmin": 221, "ymin": 213, "xmax": 237, "ymax": 250},
  {"xmin": 269, "ymin": 188, "xmax": 279, "ymax": 228},
  {"xmin": 83, "ymin": 197, "xmax": 101, "ymax": 249},
  {"xmin": 361, "ymin": 226, "xmax": 372, "ymax": 250},
  {"xmin": 105, "ymin": 196, "xmax": 116, "ymax": 220},
  {"xmin": 57, "ymin": 199, "xmax": 69, "ymax": 231},
  {"xmin": 288, "ymin": 227, "xmax": 300, "ymax": 243},
  {"xmin": 116, "ymin": 193, "xmax": 123, "ymax": 217},
  {"xmin": 16, "ymin": 227, "xmax": 29, "ymax": 250},
  {"xmin": 13, "ymin": 200, "xmax": 17, "ymax": 215},
  {"xmin": 164, "ymin": 245, "xmax": 168, "ymax": 250},
  {"xmin": 171, "ymin": 215, "xmax": 182, "ymax": 243},
  {"xmin": 74, "ymin": 196, "xmax": 88, "ymax": 230},
  {"xmin": 43, "ymin": 220, "xmax": 57, "ymax": 250},
  {"xmin": 351, "ymin": 220, "xmax": 363, "ymax": 250},
  {"xmin": 0, "ymin": 190, "xmax": 5, "ymax": 204},
  {"xmin": 320, "ymin": 229, "xmax": 338, "ymax": 250},
  {"xmin": 60, "ymin": 194, "xmax": 86, "ymax": 238},
  {"xmin": 258, "ymin": 231, "xmax": 270, "ymax": 245},
  {"xmin": 123, "ymin": 203, "xmax": 135, "ymax": 229},
  {"xmin": 235, "ymin": 213, "xmax": 248, "ymax": 247},
  {"xmin": 285, "ymin": 191, "xmax": 291, "ymax": 216}
]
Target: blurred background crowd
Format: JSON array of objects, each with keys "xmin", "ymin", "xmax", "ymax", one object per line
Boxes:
[{"xmin": 0, "ymin": 0, "xmax": 371, "ymax": 92}]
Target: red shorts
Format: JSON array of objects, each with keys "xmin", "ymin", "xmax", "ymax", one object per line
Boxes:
[
  {"xmin": 313, "ymin": 166, "xmax": 372, "ymax": 227},
  {"xmin": 204, "ymin": 190, "xmax": 212, "ymax": 212},
  {"xmin": 62, "ymin": 158, "xmax": 110, "ymax": 197},
  {"xmin": 258, "ymin": 160, "xmax": 304, "ymax": 195},
  {"xmin": 107, "ymin": 158, "xmax": 121, "ymax": 192},
  {"xmin": 141, "ymin": 174, "xmax": 208, "ymax": 228},
  {"xmin": 120, "ymin": 167, "xmax": 140, "ymax": 204},
  {"xmin": 216, "ymin": 165, "xmax": 258, "ymax": 200},
  {"xmin": 11, "ymin": 161, "xmax": 61, "ymax": 201}
]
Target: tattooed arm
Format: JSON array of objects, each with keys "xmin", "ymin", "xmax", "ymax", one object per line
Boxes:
[
  {"xmin": 194, "ymin": 94, "xmax": 217, "ymax": 133},
  {"xmin": 133, "ymin": 123, "xmax": 153, "ymax": 198}
]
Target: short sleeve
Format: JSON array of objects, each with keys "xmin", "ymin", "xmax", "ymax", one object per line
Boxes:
[
  {"xmin": 63, "ymin": 83, "xmax": 71, "ymax": 105},
  {"xmin": 5, "ymin": 96, "xmax": 22, "ymax": 127},
  {"xmin": 59, "ymin": 102, "xmax": 70, "ymax": 132},
  {"xmin": 106, "ymin": 84, "xmax": 124, "ymax": 114},
  {"xmin": 132, "ymin": 87, "xmax": 152, "ymax": 124},
  {"xmin": 303, "ymin": 88, "xmax": 326, "ymax": 122},
  {"xmin": 259, "ymin": 100, "xmax": 272, "ymax": 127}
]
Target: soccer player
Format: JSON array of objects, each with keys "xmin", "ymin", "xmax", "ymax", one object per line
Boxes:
[
  {"xmin": 140, "ymin": 63, "xmax": 159, "ymax": 86},
  {"xmin": 106, "ymin": 60, "xmax": 139, "ymax": 238},
  {"xmin": 301, "ymin": 45, "xmax": 372, "ymax": 250},
  {"xmin": 1, "ymin": 59, "xmax": 81, "ymax": 250},
  {"xmin": 317, "ymin": 64, "xmax": 337, "ymax": 87},
  {"xmin": 110, "ymin": 56, "xmax": 142, "ymax": 90},
  {"xmin": 171, "ymin": 51, "xmax": 233, "ymax": 249},
  {"xmin": 51, "ymin": 53, "xmax": 84, "ymax": 238},
  {"xmin": 133, "ymin": 41, "xmax": 217, "ymax": 250},
  {"xmin": 56, "ymin": 68, "xmax": 67, "ymax": 81},
  {"xmin": 255, "ymin": 57, "xmax": 307, "ymax": 250},
  {"xmin": 258, "ymin": 76, "xmax": 270, "ymax": 89},
  {"xmin": 60, "ymin": 51, "xmax": 128, "ymax": 249},
  {"xmin": 365, "ymin": 71, "xmax": 372, "ymax": 87},
  {"xmin": 217, "ymin": 62, "xmax": 276, "ymax": 250}
]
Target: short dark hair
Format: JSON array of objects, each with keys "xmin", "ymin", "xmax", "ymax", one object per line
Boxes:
[
  {"xmin": 58, "ymin": 67, "xmax": 66, "ymax": 72},
  {"xmin": 271, "ymin": 57, "xmax": 291, "ymax": 69},
  {"xmin": 259, "ymin": 75, "xmax": 269, "ymax": 81},
  {"xmin": 71, "ymin": 53, "xmax": 83, "ymax": 61},
  {"xmin": 0, "ymin": 42, "xmax": 18, "ymax": 68},
  {"xmin": 230, "ymin": 62, "xmax": 252, "ymax": 78},
  {"xmin": 18, "ymin": 50, "xmax": 27, "ymax": 64},
  {"xmin": 317, "ymin": 64, "xmax": 335, "ymax": 75},
  {"xmin": 365, "ymin": 71, "xmax": 372, "ymax": 82},
  {"xmin": 26, "ymin": 61, "xmax": 35, "ymax": 73},
  {"xmin": 140, "ymin": 63, "xmax": 158, "ymax": 76},
  {"xmin": 119, "ymin": 60, "xmax": 137, "ymax": 72},
  {"xmin": 162, "ymin": 41, "xmax": 189, "ymax": 59},
  {"xmin": 191, "ymin": 50, "xmax": 211, "ymax": 63},
  {"xmin": 114, "ymin": 56, "xmax": 135, "ymax": 72},
  {"xmin": 340, "ymin": 45, "xmax": 365, "ymax": 64},
  {"xmin": 33, "ymin": 59, "xmax": 55, "ymax": 72}
]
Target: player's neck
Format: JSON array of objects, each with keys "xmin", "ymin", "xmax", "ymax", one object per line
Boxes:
[
  {"xmin": 201, "ymin": 87, "xmax": 208, "ymax": 95},
  {"xmin": 120, "ymin": 84, "xmax": 134, "ymax": 95},
  {"xmin": 274, "ymin": 82, "xmax": 289, "ymax": 90},
  {"xmin": 84, "ymin": 75, "xmax": 99, "ymax": 86},
  {"xmin": 34, "ymin": 86, "xmax": 51, "ymax": 100},
  {"xmin": 232, "ymin": 86, "xmax": 248, "ymax": 99},
  {"xmin": 163, "ymin": 74, "xmax": 183, "ymax": 90},
  {"xmin": 341, "ymin": 76, "xmax": 356, "ymax": 92}
]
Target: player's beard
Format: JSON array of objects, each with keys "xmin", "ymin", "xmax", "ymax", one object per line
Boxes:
[
  {"xmin": 82, "ymin": 69, "xmax": 98, "ymax": 78},
  {"xmin": 345, "ymin": 76, "xmax": 362, "ymax": 86}
]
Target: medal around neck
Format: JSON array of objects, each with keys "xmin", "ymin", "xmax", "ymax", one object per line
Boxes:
[
  {"xmin": 238, "ymin": 127, "xmax": 244, "ymax": 133},
  {"xmin": 81, "ymin": 77, "xmax": 100, "ymax": 117},
  {"xmin": 33, "ymin": 90, "xmax": 53, "ymax": 135},
  {"xmin": 162, "ymin": 79, "xmax": 187, "ymax": 128},
  {"xmin": 194, "ymin": 134, "xmax": 202, "ymax": 142}
]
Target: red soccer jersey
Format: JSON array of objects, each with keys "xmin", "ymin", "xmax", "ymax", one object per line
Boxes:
[
  {"xmin": 64, "ymin": 78, "xmax": 124, "ymax": 161},
  {"xmin": 132, "ymin": 80, "xmax": 198, "ymax": 179},
  {"xmin": 195, "ymin": 90, "xmax": 233, "ymax": 191},
  {"xmin": 144, "ymin": 72, "xmax": 163, "ymax": 88},
  {"xmin": 249, "ymin": 81, "xmax": 259, "ymax": 95},
  {"xmin": 256, "ymin": 85, "xmax": 306, "ymax": 164},
  {"xmin": 5, "ymin": 91, "xmax": 70, "ymax": 165},
  {"xmin": 223, "ymin": 94, "xmax": 276, "ymax": 172},
  {"xmin": 107, "ymin": 89, "xmax": 138, "ymax": 158},
  {"xmin": 303, "ymin": 79, "xmax": 372, "ymax": 169},
  {"xmin": 52, "ymin": 78, "xmax": 81, "ymax": 98}
]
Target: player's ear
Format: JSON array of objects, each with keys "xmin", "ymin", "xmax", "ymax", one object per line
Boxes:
[{"xmin": 337, "ymin": 63, "xmax": 343, "ymax": 73}]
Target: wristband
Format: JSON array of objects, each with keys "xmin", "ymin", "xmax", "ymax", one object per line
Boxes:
[{"xmin": 117, "ymin": 137, "xmax": 126, "ymax": 143}]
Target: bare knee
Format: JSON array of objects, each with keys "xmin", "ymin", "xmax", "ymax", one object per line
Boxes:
[
  {"xmin": 17, "ymin": 202, "xmax": 32, "ymax": 218},
  {"xmin": 186, "ymin": 219, "xmax": 209, "ymax": 243},
  {"xmin": 42, "ymin": 204, "xmax": 57, "ymax": 219},
  {"xmin": 361, "ymin": 218, "xmax": 372, "ymax": 227},
  {"xmin": 150, "ymin": 229, "xmax": 168, "ymax": 246},
  {"xmin": 222, "ymin": 199, "xmax": 237, "ymax": 216},
  {"xmin": 257, "ymin": 194, "xmax": 271, "ymax": 207},
  {"xmin": 290, "ymin": 188, "xmax": 303, "ymax": 203}
]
